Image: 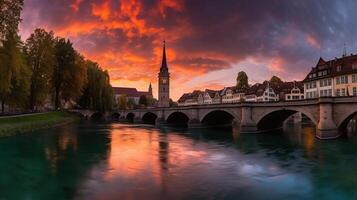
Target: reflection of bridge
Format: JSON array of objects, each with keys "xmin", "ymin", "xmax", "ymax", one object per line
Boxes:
[{"xmin": 72, "ymin": 97, "xmax": 357, "ymax": 139}]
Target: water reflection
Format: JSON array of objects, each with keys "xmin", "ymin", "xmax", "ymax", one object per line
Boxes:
[{"xmin": 1, "ymin": 121, "xmax": 357, "ymax": 199}]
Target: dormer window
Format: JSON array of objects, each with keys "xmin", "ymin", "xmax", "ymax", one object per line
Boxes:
[{"xmin": 337, "ymin": 65, "xmax": 341, "ymax": 72}]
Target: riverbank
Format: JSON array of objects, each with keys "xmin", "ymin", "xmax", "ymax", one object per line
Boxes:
[{"xmin": 0, "ymin": 112, "xmax": 80, "ymax": 137}]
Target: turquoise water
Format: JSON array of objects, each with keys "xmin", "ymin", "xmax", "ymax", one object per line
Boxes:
[{"xmin": 0, "ymin": 122, "xmax": 357, "ymax": 200}]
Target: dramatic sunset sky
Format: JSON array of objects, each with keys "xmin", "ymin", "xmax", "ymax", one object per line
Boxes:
[{"xmin": 19, "ymin": 0, "xmax": 357, "ymax": 100}]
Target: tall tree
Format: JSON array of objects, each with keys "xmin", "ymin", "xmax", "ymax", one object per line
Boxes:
[
  {"xmin": 236, "ymin": 71, "xmax": 249, "ymax": 88},
  {"xmin": 269, "ymin": 75, "xmax": 283, "ymax": 85},
  {"xmin": 25, "ymin": 29, "xmax": 55, "ymax": 111},
  {"xmin": 0, "ymin": 0, "xmax": 24, "ymax": 41},
  {"xmin": 78, "ymin": 60, "xmax": 113, "ymax": 112},
  {"xmin": 53, "ymin": 38, "xmax": 86, "ymax": 109},
  {"xmin": 0, "ymin": 32, "xmax": 30, "ymax": 112}
]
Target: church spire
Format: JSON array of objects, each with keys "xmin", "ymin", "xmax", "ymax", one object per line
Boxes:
[{"xmin": 160, "ymin": 40, "xmax": 168, "ymax": 71}]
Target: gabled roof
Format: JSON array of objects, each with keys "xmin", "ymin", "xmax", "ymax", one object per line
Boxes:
[{"xmin": 303, "ymin": 54, "xmax": 357, "ymax": 82}]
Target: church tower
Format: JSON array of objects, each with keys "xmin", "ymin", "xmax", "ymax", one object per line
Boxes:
[
  {"xmin": 158, "ymin": 41, "xmax": 170, "ymax": 107},
  {"xmin": 148, "ymin": 82, "xmax": 153, "ymax": 98}
]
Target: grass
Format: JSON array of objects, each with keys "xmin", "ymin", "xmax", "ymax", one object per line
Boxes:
[{"xmin": 0, "ymin": 111, "xmax": 80, "ymax": 137}]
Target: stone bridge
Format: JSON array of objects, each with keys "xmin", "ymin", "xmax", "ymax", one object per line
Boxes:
[{"xmin": 72, "ymin": 97, "xmax": 357, "ymax": 139}]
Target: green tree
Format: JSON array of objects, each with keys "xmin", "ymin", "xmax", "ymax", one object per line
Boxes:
[
  {"xmin": 118, "ymin": 95, "xmax": 127, "ymax": 110},
  {"xmin": 25, "ymin": 28, "xmax": 56, "ymax": 111},
  {"xmin": 169, "ymin": 98, "xmax": 178, "ymax": 107},
  {"xmin": 0, "ymin": 0, "xmax": 24, "ymax": 41},
  {"xmin": 77, "ymin": 60, "xmax": 113, "ymax": 112},
  {"xmin": 127, "ymin": 98, "xmax": 135, "ymax": 109},
  {"xmin": 236, "ymin": 71, "xmax": 249, "ymax": 89},
  {"xmin": 269, "ymin": 75, "xmax": 283, "ymax": 86},
  {"xmin": 139, "ymin": 95, "xmax": 147, "ymax": 106},
  {"xmin": 0, "ymin": 33, "xmax": 30, "ymax": 112},
  {"xmin": 53, "ymin": 38, "xmax": 87, "ymax": 109}
]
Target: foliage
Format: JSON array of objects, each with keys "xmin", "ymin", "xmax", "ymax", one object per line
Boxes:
[
  {"xmin": 0, "ymin": 0, "xmax": 24, "ymax": 41},
  {"xmin": 77, "ymin": 61, "xmax": 113, "ymax": 112},
  {"xmin": 118, "ymin": 95, "xmax": 127, "ymax": 110},
  {"xmin": 139, "ymin": 95, "xmax": 147, "ymax": 106},
  {"xmin": 0, "ymin": 32, "xmax": 30, "ymax": 112},
  {"xmin": 25, "ymin": 28, "xmax": 56, "ymax": 110},
  {"xmin": 236, "ymin": 71, "xmax": 249, "ymax": 89},
  {"xmin": 53, "ymin": 38, "xmax": 87, "ymax": 109},
  {"xmin": 169, "ymin": 98, "xmax": 178, "ymax": 107},
  {"xmin": 269, "ymin": 75, "xmax": 283, "ymax": 86}
]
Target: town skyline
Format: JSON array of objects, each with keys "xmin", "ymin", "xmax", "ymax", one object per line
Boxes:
[{"xmin": 19, "ymin": 0, "xmax": 357, "ymax": 100}]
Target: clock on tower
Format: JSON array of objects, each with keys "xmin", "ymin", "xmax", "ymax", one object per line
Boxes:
[{"xmin": 158, "ymin": 41, "xmax": 170, "ymax": 107}]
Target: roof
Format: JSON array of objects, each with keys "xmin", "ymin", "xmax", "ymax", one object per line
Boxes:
[
  {"xmin": 113, "ymin": 87, "xmax": 150, "ymax": 97},
  {"xmin": 178, "ymin": 90, "xmax": 203, "ymax": 103},
  {"xmin": 303, "ymin": 54, "xmax": 357, "ymax": 82}
]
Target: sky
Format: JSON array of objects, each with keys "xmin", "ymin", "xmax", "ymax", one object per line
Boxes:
[{"xmin": 19, "ymin": 0, "xmax": 357, "ymax": 100}]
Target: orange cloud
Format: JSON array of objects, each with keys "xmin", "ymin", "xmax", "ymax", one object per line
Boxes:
[
  {"xmin": 91, "ymin": 0, "xmax": 111, "ymax": 20},
  {"xmin": 70, "ymin": 0, "xmax": 82, "ymax": 12},
  {"xmin": 306, "ymin": 34, "xmax": 321, "ymax": 49}
]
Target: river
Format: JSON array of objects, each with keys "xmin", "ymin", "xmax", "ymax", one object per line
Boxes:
[{"xmin": 0, "ymin": 121, "xmax": 357, "ymax": 200}]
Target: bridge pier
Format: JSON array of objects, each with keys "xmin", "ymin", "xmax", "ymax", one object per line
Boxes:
[
  {"xmin": 188, "ymin": 119, "xmax": 203, "ymax": 128},
  {"xmin": 316, "ymin": 99, "xmax": 339, "ymax": 139},
  {"xmin": 155, "ymin": 117, "xmax": 167, "ymax": 127},
  {"xmin": 133, "ymin": 117, "xmax": 143, "ymax": 124},
  {"xmin": 240, "ymin": 106, "xmax": 258, "ymax": 133}
]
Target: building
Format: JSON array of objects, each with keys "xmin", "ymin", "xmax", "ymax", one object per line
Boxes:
[
  {"xmin": 178, "ymin": 90, "xmax": 203, "ymax": 106},
  {"xmin": 303, "ymin": 54, "xmax": 357, "ymax": 98},
  {"xmin": 199, "ymin": 89, "xmax": 222, "ymax": 104},
  {"xmin": 245, "ymin": 82, "xmax": 279, "ymax": 102},
  {"xmin": 113, "ymin": 85, "xmax": 153, "ymax": 105},
  {"xmin": 158, "ymin": 41, "xmax": 170, "ymax": 107},
  {"xmin": 221, "ymin": 86, "xmax": 247, "ymax": 103},
  {"xmin": 275, "ymin": 81, "xmax": 305, "ymax": 101}
]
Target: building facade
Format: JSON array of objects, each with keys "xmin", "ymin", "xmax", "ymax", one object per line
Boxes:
[
  {"xmin": 113, "ymin": 85, "xmax": 153, "ymax": 105},
  {"xmin": 303, "ymin": 55, "xmax": 357, "ymax": 98}
]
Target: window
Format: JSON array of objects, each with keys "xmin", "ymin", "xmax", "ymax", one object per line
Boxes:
[
  {"xmin": 336, "ymin": 89, "xmax": 340, "ymax": 96},
  {"xmin": 342, "ymin": 88, "xmax": 346, "ymax": 96},
  {"xmin": 337, "ymin": 65, "xmax": 341, "ymax": 72},
  {"xmin": 320, "ymin": 90, "xmax": 323, "ymax": 97},
  {"xmin": 353, "ymin": 74, "xmax": 357, "ymax": 83},
  {"xmin": 320, "ymin": 80, "xmax": 323, "ymax": 87},
  {"xmin": 336, "ymin": 77, "xmax": 340, "ymax": 84},
  {"xmin": 328, "ymin": 79, "xmax": 332, "ymax": 86},
  {"xmin": 353, "ymin": 63, "xmax": 357, "ymax": 70},
  {"xmin": 328, "ymin": 89, "xmax": 332, "ymax": 96},
  {"xmin": 354, "ymin": 87, "xmax": 357, "ymax": 96}
]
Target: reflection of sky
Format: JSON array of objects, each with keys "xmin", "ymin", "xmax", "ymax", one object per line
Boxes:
[{"xmin": 77, "ymin": 124, "xmax": 313, "ymax": 200}]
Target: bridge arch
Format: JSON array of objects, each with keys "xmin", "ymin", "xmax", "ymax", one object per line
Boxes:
[
  {"xmin": 91, "ymin": 112, "xmax": 103, "ymax": 120},
  {"xmin": 126, "ymin": 112, "xmax": 135, "ymax": 122},
  {"xmin": 200, "ymin": 110, "xmax": 237, "ymax": 127},
  {"xmin": 337, "ymin": 110, "xmax": 357, "ymax": 131},
  {"xmin": 142, "ymin": 112, "xmax": 158, "ymax": 124},
  {"xmin": 111, "ymin": 112, "xmax": 120, "ymax": 120},
  {"xmin": 256, "ymin": 108, "xmax": 317, "ymax": 131},
  {"xmin": 166, "ymin": 112, "xmax": 190, "ymax": 126}
]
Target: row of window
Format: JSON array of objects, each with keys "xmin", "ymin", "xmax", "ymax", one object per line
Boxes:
[
  {"xmin": 319, "ymin": 79, "xmax": 332, "ymax": 87},
  {"xmin": 319, "ymin": 89, "xmax": 332, "ymax": 97}
]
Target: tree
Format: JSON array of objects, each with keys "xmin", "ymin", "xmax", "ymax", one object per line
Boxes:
[
  {"xmin": 0, "ymin": 0, "xmax": 24, "ymax": 41},
  {"xmin": 53, "ymin": 38, "xmax": 87, "ymax": 109},
  {"xmin": 0, "ymin": 32, "xmax": 30, "ymax": 112},
  {"xmin": 118, "ymin": 95, "xmax": 127, "ymax": 110},
  {"xmin": 236, "ymin": 71, "xmax": 249, "ymax": 89},
  {"xmin": 77, "ymin": 60, "xmax": 113, "ymax": 112},
  {"xmin": 25, "ymin": 28, "xmax": 56, "ymax": 111},
  {"xmin": 169, "ymin": 98, "xmax": 178, "ymax": 107},
  {"xmin": 127, "ymin": 98, "xmax": 135, "ymax": 109},
  {"xmin": 269, "ymin": 75, "xmax": 283, "ymax": 86},
  {"xmin": 139, "ymin": 95, "xmax": 147, "ymax": 106}
]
